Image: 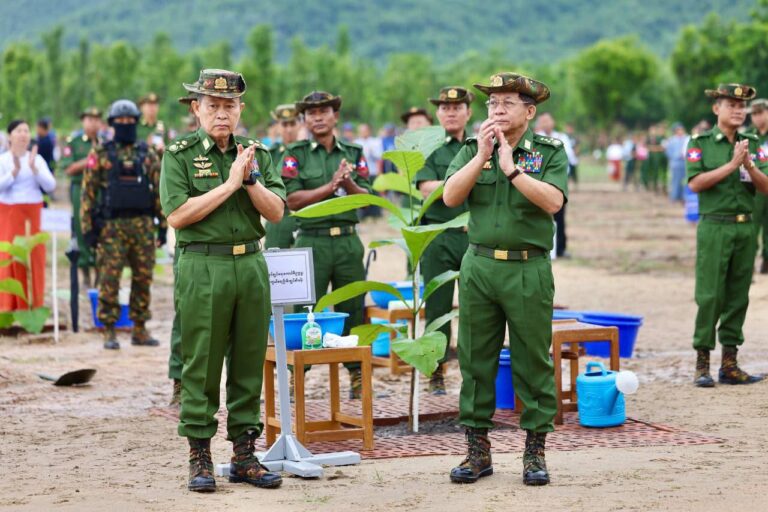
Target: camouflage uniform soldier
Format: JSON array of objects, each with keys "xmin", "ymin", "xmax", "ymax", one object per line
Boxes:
[
  {"xmin": 60, "ymin": 107, "xmax": 102, "ymax": 286},
  {"xmin": 81, "ymin": 99, "xmax": 166, "ymax": 350}
]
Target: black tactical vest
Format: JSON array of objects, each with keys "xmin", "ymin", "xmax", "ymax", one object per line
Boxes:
[{"xmin": 102, "ymin": 141, "xmax": 153, "ymax": 218}]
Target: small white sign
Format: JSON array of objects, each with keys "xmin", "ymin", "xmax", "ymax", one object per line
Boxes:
[
  {"xmin": 41, "ymin": 209, "xmax": 71, "ymax": 233},
  {"xmin": 263, "ymin": 248, "xmax": 316, "ymax": 306}
]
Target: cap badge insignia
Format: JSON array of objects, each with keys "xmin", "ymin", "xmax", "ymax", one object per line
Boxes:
[{"xmin": 214, "ymin": 77, "xmax": 228, "ymax": 90}]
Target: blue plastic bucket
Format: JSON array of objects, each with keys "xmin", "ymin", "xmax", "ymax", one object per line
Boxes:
[
  {"xmin": 495, "ymin": 348, "xmax": 516, "ymax": 409},
  {"xmin": 369, "ymin": 281, "xmax": 425, "ymax": 308},
  {"xmin": 576, "ymin": 361, "xmax": 626, "ymax": 427},
  {"xmin": 552, "ymin": 310, "xmax": 585, "ymax": 321},
  {"xmin": 579, "ymin": 311, "xmax": 643, "ymax": 358},
  {"xmin": 269, "ymin": 312, "xmax": 349, "ymax": 350},
  {"xmin": 88, "ymin": 288, "xmax": 133, "ymax": 329},
  {"xmin": 684, "ymin": 186, "xmax": 699, "ymax": 223},
  {"xmin": 370, "ymin": 318, "xmax": 407, "ymax": 357}
]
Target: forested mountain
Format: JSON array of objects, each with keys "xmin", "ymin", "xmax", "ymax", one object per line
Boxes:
[{"xmin": 0, "ymin": 0, "xmax": 752, "ymax": 63}]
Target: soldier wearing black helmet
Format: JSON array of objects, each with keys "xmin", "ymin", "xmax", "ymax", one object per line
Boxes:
[{"xmin": 80, "ymin": 99, "xmax": 166, "ymax": 350}]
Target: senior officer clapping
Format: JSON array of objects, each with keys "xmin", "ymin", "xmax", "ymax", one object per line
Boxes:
[
  {"xmin": 160, "ymin": 69, "xmax": 285, "ymax": 493},
  {"xmin": 443, "ymin": 72, "xmax": 568, "ymax": 486}
]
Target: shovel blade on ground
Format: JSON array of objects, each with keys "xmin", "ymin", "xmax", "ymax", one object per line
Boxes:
[{"xmin": 39, "ymin": 369, "xmax": 97, "ymax": 386}]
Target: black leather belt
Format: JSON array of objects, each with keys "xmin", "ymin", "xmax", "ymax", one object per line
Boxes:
[
  {"xmin": 701, "ymin": 214, "xmax": 752, "ymax": 224},
  {"xmin": 299, "ymin": 226, "xmax": 356, "ymax": 237},
  {"xmin": 470, "ymin": 243, "xmax": 547, "ymax": 261},
  {"xmin": 182, "ymin": 241, "xmax": 261, "ymax": 256}
]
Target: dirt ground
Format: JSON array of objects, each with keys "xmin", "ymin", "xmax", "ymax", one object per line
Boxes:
[{"xmin": 1, "ymin": 178, "xmax": 767, "ymax": 512}]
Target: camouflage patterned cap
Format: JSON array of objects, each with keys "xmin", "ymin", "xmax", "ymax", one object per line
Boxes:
[
  {"xmin": 400, "ymin": 106, "xmax": 433, "ymax": 124},
  {"xmin": 138, "ymin": 92, "xmax": 160, "ymax": 105},
  {"xmin": 271, "ymin": 103, "xmax": 300, "ymax": 122},
  {"xmin": 295, "ymin": 91, "xmax": 342, "ymax": 113},
  {"xmin": 183, "ymin": 69, "xmax": 247, "ymax": 99},
  {"xmin": 474, "ymin": 72, "xmax": 550, "ymax": 104},
  {"xmin": 748, "ymin": 98, "xmax": 768, "ymax": 114},
  {"xmin": 79, "ymin": 106, "xmax": 102, "ymax": 119},
  {"xmin": 429, "ymin": 86, "xmax": 475, "ymax": 106},
  {"xmin": 705, "ymin": 83, "xmax": 756, "ymax": 101}
]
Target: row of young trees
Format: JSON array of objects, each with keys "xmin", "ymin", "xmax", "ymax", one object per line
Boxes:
[{"xmin": 1, "ymin": 4, "xmax": 768, "ymax": 135}]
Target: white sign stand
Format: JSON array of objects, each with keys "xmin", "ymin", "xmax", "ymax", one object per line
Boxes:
[
  {"xmin": 41, "ymin": 209, "xmax": 71, "ymax": 343},
  {"xmin": 214, "ymin": 248, "xmax": 361, "ymax": 479}
]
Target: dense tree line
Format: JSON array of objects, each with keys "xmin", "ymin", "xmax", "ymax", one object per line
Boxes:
[{"xmin": 1, "ymin": 4, "xmax": 767, "ymax": 136}]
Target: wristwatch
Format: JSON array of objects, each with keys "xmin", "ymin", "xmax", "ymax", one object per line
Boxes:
[
  {"xmin": 507, "ymin": 165, "xmax": 522, "ymax": 182},
  {"xmin": 243, "ymin": 168, "xmax": 262, "ymax": 186}
]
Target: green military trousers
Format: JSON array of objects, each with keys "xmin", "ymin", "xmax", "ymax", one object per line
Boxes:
[
  {"xmin": 176, "ymin": 249, "xmax": 271, "ymax": 440},
  {"xmin": 421, "ymin": 229, "xmax": 468, "ymax": 363},
  {"xmin": 294, "ymin": 232, "xmax": 365, "ymax": 333},
  {"xmin": 168, "ymin": 248, "xmax": 182, "ymax": 381},
  {"xmin": 458, "ymin": 250, "xmax": 556, "ymax": 433},
  {"xmin": 755, "ymin": 193, "xmax": 768, "ymax": 260},
  {"xmin": 70, "ymin": 182, "xmax": 94, "ymax": 268},
  {"xmin": 264, "ymin": 205, "xmax": 297, "ymax": 249},
  {"xmin": 295, "ymin": 232, "xmax": 365, "ymax": 372},
  {"xmin": 693, "ymin": 219, "xmax": 757, "ymax": 350}
]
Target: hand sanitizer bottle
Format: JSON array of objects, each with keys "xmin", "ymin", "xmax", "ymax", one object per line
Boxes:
[{"xmin": 301, "ymin": 306, "xmax": 323, "ymax": 350}]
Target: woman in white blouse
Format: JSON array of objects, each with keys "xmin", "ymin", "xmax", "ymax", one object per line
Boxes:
[{"xmin": 0, "ymin": 119, "xmax": 56, "ymax": 311}]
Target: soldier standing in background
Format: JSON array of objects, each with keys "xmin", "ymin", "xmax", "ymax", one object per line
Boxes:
[
  {"xmin": 414, "ymin": 86, "xmax": 473, "ymax": 395},
  {"xmin": 61, "ymin": 107, "xmax": 102, "ymax": 287},
  {"xmin": 137, "ymin": 92, "xmax": 167, "ymax": 152},
  {"xmin": 265, "ymin": 103, "xmax": 301, "ymax": 249},
  {"xmin": 747, "ymin": 98, "xmax": 768, "ymax": 274}
]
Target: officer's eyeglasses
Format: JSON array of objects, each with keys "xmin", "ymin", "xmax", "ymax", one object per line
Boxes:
[{"xmin": 486, "ymin": 100, "xmax": 527, "ymax": 110}]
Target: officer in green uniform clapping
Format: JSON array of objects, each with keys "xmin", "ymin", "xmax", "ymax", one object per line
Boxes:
[
  {"xmin": 444, "ymin": 72, "xmax": 568, "ymax": 487},
  {"xmin": 160, "ymin": 69, "xmax": 286, "ymax": 493},
  {"xmin": 686, "ymin": 83, "xmax": 768, "ymax": 387}
]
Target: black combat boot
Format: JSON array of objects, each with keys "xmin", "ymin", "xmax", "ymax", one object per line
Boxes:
[
  {"xmin": 693, "ymin": 349, "xmax": 715, "ymax": 387},
  {"xmin": 103, "ymin": 324, "xmax": 119, "ymax": 350},
  {"xmin": 169, "ymin": 379, "xmax": 181, "ymax": 408},
  {"xmin": 429, "ymin": 364, "xmax": 446, "ymax": 396},
  {"xmin": 348, "ymin": 368, "xmax": 362, "ymax": 399},
  {"xmin": 188, "ymin": 438, "xmax": 216, "ymax": 492},
  {"xmin": 450, "ymin": 427, "xmax": 493, "ymax": 483},
  {"xmin": 719, "ymin": 346, "xmax": 764, "ymax": 385},
  {"xmin": 229, "ymin": 431, "xmax": 282, "ymax": 488},
  {"xmin": 131, "ymin": 322, "xmax": 160, "ymax": 346},
  {"xmin": 523, "ymin": 430, "xmax": 550, "ymax": 486}
]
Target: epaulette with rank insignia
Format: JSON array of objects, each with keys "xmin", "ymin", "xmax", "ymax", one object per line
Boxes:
[
  {"xmin": 234, "ymin": 135, "xmax": 268, "ymax": 151},
  {"xmin": 167, "ymin": 132, "xmax": 199, "ymax": 154},
  {"xmin": 533, "ymin": 134, "xmax": 563, "ymax": 147},
  {"xmin": 742, "ymin": 131, "xmax": 758, "ymax": 141}
]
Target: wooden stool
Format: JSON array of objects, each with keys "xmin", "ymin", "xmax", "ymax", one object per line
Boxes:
[
  {"xmin": 364, "ymin": 306, "xmax": 425, "ymax": 375},
  {"xmin": 264, "ymin": 346, "xmax": 374, "ymax": 450},
  {"xmin": 551, "ymin": 320, "xmax": 620, "ymax": 425}
]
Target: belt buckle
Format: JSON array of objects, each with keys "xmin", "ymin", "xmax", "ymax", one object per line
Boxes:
[
  {"xmin": 736, "ymin": 214, "xmax": 747, "ymax": 223},
  {"xmin": 521, "ymin": 250, "xmax": 528, "ymax": 261},
  {"xmin": 493, "ymin": 249, "xmax": 508, "ymax": 260},
  {"xmin": 232, "ymin": 244, "xmax": 246, "ymax": 256},
  {"xmin": 329, "ymin": 227, "xmax": 342, "ymax": 236}
]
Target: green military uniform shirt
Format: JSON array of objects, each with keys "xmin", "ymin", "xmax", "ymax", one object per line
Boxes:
[
  {"xmin": 270, "ymin": 143, "xmax": 287, "ymax": 163},
  {"xmin": 685, "ymin": 126, "xmax": 768, "ymax": 215},
  {"xmin": 414, "ymin": 135, "xmax": 468, "ymax": 224},
  {"xmin": 60, "ymin": 133, "xmax": 98, "ymax": 184},
  {"xmin": 160, "ymin": 128, "xmax": 286, "ymax": 244},
  {"xmin": 281, "ymin": 138, "xmax": 373, "ymax": 229},
  {"xmin": 137, "ymin": 119, "xmax": 168, "ymax": 147},
  {"xmin": 445, "ymin": 128, "xmax": 568, "ymax": 251}
]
